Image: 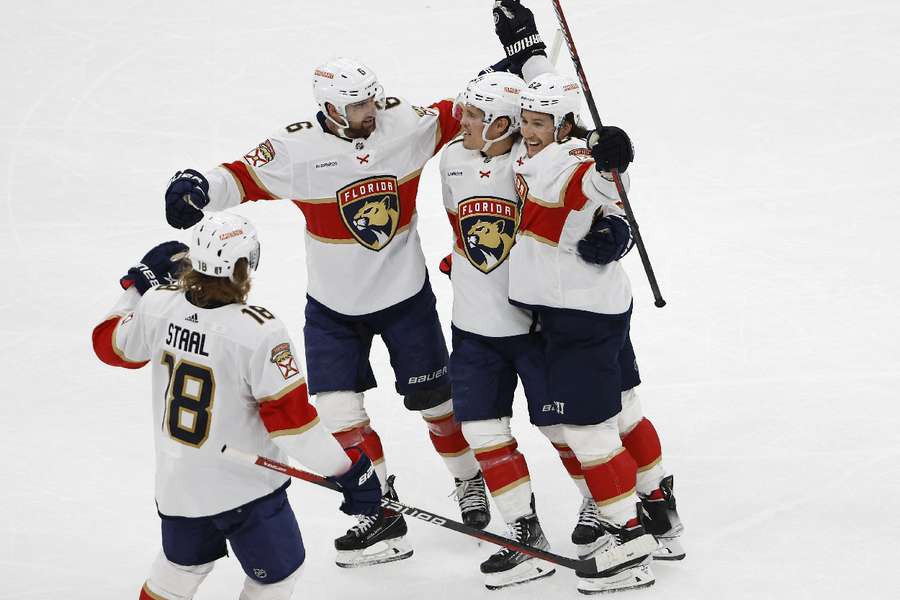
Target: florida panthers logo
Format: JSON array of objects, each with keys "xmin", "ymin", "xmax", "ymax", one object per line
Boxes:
[
  {"xmin": 337, "ymin": 176, "xmax": 401, "ymax": 251},
  {"xmin": 458, "ymin": 196, "xmax": 519, "ymax": 273}
]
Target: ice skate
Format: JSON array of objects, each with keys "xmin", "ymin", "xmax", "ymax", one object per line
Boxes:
[
  {"xmin": 452, "ymin": 470, "xmax": 490, "ymax": 530},
  {"xmin": 480, "ymin": 512, "xmax": 556, "ymax": 589},
  {"xmin": 335, "ymin": 475, "xmax": 413, "ymax": 567},
  {"xmin": 640, "ymin": 475, "xmax": 685, "ymax": 561},
  {"xmin": 576, "ymin": 507, "xmax": 658, "ymax": 594},
  {"xmin": 572, "ymin": 497, "xmax": 613, "ymax": 559}
]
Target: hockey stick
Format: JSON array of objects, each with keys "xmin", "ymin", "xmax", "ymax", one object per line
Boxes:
[
  {"xmin": 551, "ymin": 0, "xmax": 667, "ymax": 308},
  {"xmin": 548, "ymin": 28, "xmax": 564, "ymax": 65},
  {"xmin": 221, "ymin": 445, "xmax": 604, "ymax": 574}
]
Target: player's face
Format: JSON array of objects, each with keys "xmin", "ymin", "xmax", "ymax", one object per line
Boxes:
[
  {"xmin": 460, "ymin": 104, "xmax": 488, "ymax": 150},
  {"xmin": 344, "ymin": 97, "xmax": 377, "ymax": 138},
  {"xmin": 520, "ymin": 110, "xmax": 557, "ymax": 158}
]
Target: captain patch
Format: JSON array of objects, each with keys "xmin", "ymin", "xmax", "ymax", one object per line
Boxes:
[{"xmin": 270, "ymin": 343, "xmax": 300, "ymax": 379}]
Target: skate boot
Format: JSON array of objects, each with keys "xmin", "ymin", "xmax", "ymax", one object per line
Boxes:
[
  {"xmin": 640, "ymin": 475, "xmax": 685, "ymax": 560},
  {"xmin": 335, "ymin": 475, "xmax": 413, "ymax": 567},
  {"xmin": 571, "ymin": 497, "xmax": 612, "ymax": 559},
  {"xmin": 480, "ymin": 511, "xmax": 556, "ymax": 589},
  {"xmin": 452, "ymin": 471, "xmax": 490, "ymax": 530},
  {"xmin": 576, "ymin": 505, "xmax": 658, "ymax": 594}
]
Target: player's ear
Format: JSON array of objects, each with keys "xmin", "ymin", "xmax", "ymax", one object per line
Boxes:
[{"xmin": 495, "ymin": 116, "xmax": 511, "ymax": 136}]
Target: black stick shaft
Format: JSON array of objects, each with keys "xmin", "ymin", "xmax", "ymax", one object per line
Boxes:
[
  {"xmin": 550, "ymin": 0, "xmax": 667, "ymax": 308},
  {"xmin": 221, "ymin": 445, "xmax": 599, "ymax": 573}
]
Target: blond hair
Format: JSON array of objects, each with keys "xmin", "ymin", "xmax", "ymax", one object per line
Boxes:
[{"xmin": 178, "ymin": 258, "xmax": 251, "ymax": 308}]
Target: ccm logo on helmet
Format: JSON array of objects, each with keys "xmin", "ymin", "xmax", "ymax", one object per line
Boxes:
[
  {"xmin": 314, "ymin": 69, "xmax": 334, "ymax": 79},
  {"xmin": 219, "ymin": 229, "xmax": 244, "ymax": 240}
]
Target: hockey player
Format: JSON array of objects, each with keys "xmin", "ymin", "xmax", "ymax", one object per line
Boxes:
[
  {"xmin": 492, "ymin": 0, "xmax": 685, "ymax": 570},
  {"xmin": 91, "ymin": 213, "xmax": 382, "ymax": 600},
  {"xmin": 162, "ymin": 58, "xmax": 489, "ymax": 566},
  {"xmin": 440, "ymin": 71, "xmax": 557, "ymax": 589}
]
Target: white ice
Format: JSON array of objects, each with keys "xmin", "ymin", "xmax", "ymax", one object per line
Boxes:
[{"xmin": 2, "ymin": 1, "xmax": 899, "ymax": 598}]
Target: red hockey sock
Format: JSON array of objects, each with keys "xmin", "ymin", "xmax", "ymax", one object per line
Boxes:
[
  {"xmin": 552, "ymin": 441, "xmax": 585, "ymax": 480},
  {"xmin": 424, "ymin": 412, "xmax": 472, "ymax": 457},
  {"xmin": 474, "ymin": 440, "xmax": 530, "ymax": 494},
  {"xmin": 333, "ymin": 424, "xmax": 385, "ymax": 465},
  {"xmin": 139, "ymin": 584, "xmax": 161, "ymax": 600},
  {"xmin": 621, "ymin": 418, "xmax": 662, "ymax": 472},
  {"xmin": 581, "ymin": 448, "xmax": 638, "ymax": 506}
]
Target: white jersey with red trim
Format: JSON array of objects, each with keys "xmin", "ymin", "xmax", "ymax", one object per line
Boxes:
[
  {"xmin": 440, "ymin": 138, "xmax": 533, "ymax": 337},
  {"xmin": 509, "ymin": 138, "xmax": 633, "ymax": 315},
  {"xmin": 202, "ymin": 97, "xmax": 460, "ymax": 316},
  {"xmin": 92, "ymin": 286, "xmax": 350, "ymax": 518}
]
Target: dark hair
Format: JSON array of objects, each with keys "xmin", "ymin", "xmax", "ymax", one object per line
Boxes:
[
  {"xmin": 178, "ymin": 258, "xmax": 251, "ymax": 308},
  {"xmin": 562, "ymin": 113, "xmax": 590, "ymax": 140}
]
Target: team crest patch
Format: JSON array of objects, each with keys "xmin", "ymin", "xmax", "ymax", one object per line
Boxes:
[
  {"xmin": 244, "ymin": 139, "xmax": 276, "ymax": 167},
  {"xmin": 337, "ymin": 176, "xmax": 401, "ymax": 251},
  {"xmin": 459, "ymin": 196, "xmax": 518, "ymax": 274},
  {"xmin": 270, "ymin": 343, "xmax": 299, "ymax": 379}
]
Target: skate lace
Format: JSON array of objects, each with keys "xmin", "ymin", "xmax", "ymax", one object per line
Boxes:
[
  {"xmin": 450, "ymin": 475, "xmax": 488, "ymax": 514},
  {"xmin": 576, "ymin": 497, "xmax": 603, "ymax": 529},
  {"xmin": 492, "ymin": 518, "xmax": 528, "ymax": 558},
  {"xmin": 348, "ymin": 513, "xmax": 380, "ymax": 537}
]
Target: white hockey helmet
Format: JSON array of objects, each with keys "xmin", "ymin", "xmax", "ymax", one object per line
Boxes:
[
  {"xmin": 519, "ymin": 72, "xmax": 582, "ymax": 139},
  {"xmin": 312, "ymin": 57, "xmax": 385, "ymax": 130},
  {"xmin": 458, "ymin": 71, "xmax": 525, "ymax": 152},
  {"xmin": 189, "ymin": 213, "xmax": 260, "ymax": 279}
]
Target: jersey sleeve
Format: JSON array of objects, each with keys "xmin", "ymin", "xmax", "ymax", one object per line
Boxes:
[
  {"xmin": 558, "ymin": 162, "xmax": 631, "ymax": 254},
  {"xmin": 428, "ymin": 99, "xmax": 462, "ymax": 156},
  {"xmin": 204, "ymin": 135, "xmax": 298, "ymax": 210},
  {"xmin": 248, "ymin": 324, "xmax": 351, "ymax": 477},
  {"xmin": 91, "ymin": 288, "xmax": 151, "ymax": 369}
]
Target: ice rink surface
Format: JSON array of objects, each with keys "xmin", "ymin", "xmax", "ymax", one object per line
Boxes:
[{"xmin": 2, "ymin": 1, "xmax": 899, "ymax": 598}]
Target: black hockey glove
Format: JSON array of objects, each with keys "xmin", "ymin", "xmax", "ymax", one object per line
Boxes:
[
  {"xmin": 439, "ymin": 254, "xmax": 452, "ymax": 278},
  {"xmin": 577, "ymin": 214, "xmax": 633, "ymax": 265},
  {"xmin": 493, "ymin": 1, "xmax": 547, "ymax": 65},
  {"xmin": 165, "ymin": 169, "xmax": 210, "ymax": 229},
  {"xmin": 479, "ymin": 56, "xmax": 515, "ymax": 76},
  {"xmin": 328, "ymin": 447, "xmax": 382, "ymax": 517},
  {"xmin": 587, "ymin": 126, "xmax": 634, "ymax": 173},
  {"xmin": 120, "ymin": 241, "xmax": 189, "ymax": 295}
]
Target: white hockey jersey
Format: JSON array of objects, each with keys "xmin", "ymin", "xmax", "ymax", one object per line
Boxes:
[
  {"xmin": 92, "ymin": 286, "xmax": 350, "ymax": 517},
  {"xmin": 440, "ymin": 138, "xmax": 533, "ymax": 337},
  {"xmin": 202, "ymin": 98, "xmax": 460, "ymax": 316},
  {"xmin": 509, "ymin": 138, "xmax": 633, "ymax": 315}
]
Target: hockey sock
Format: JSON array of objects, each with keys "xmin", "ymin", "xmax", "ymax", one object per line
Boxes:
[
  {"xmin": 620, "ymin": 417, "xmax": 668, "ymax": 496},
  {"xmin": 580, "ymin": 448, "xmax": 640, "ymax": 525},
  {"xmin": 551, "ymin": 441, "xmax": 592, "ymax": 499},
  {"xmin": 142, "ymin": 552, "xmax": 213, "ymax": 600},
  {"xmin": 422, "ymin": 406, "xmax": 480, "ymax": 480},
  {"xmin": 473, "ymin": 440, "xmax": 533, "ymax": 522},
  {"xmin": 334, "ymin": 424, "xmax": 388, "ymax": 495}
]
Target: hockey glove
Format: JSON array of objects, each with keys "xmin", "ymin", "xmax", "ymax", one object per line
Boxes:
[
  {"xmin": 165, "ymin": 169, "xmax": 210, "ymax": 229},
  {"xmin": 120, "ymin": 241, "xmax": 189, "ymax": 295},
  {"xmin": 577, "ymin": 214, "xmax": 633, "ymax": 265},
  {"xmin": 587, "ymin": 126, "xmax": 635, "ymax": 173},
  {"xmin": 439, "ymin": 254, "xmax": 452, "ymax": 278},
  {"xmin": 493, "ymin": 1, "xmax": 547, "ymax": 65},
  {"xmin": 479, "ymin": 56, "xmax": 515, "ymax": 76},
  {"xmin": 328, "ymin": 447, "xmax": 382, "ymax": 517}
]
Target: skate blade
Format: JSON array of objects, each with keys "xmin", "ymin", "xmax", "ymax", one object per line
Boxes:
[
  {"xmin": 576, "ymin": 534, "xmax": 614, "ymax": 560},
  {"xmin": 577, "ymin": 563, "xmax": 655, "ymax": 595},
  {"xmin": 335, "ymin": 537, "xmax": 413, "ymax": 568},
  {"xmin": 485, "ymin": 560, "xmax": 556, "ymax": 590},
  {"xmin": 584, "ymin": 534, "xmax": 660, "ymax": 575},
  {"xmin": 652, "ymin": 537, "xmax": 685, "ymax": 561}
]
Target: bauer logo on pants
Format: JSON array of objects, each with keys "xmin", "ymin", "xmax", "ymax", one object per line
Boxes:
[
  {"xmin": 458, "ymin": 196, "xmax": 519, "ymax": 274},
  {"xmin": 337, "ymin": 175, "xmax": 401, "ymax": 251}
]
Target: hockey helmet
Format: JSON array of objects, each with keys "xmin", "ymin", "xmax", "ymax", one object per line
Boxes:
[
  {"xmin": 519, "ymin": 72, "xmax": 582, "ymax": 139},
  {"xmin": 189, "ymin": 213, "xmax": 260, "ymax": 279},
  {"xmin": 456, "ymin": 71, "xmax": 525, "ymax": 152},
  {"xmin": 312, "ymin": 57, "xmax": 385, "ymax": 130}
]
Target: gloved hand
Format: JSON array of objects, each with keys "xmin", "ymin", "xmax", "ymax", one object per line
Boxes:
[
  {"xmin": 586, "ymin": 126, "xmax": 634, "ymax": 173},
  {"xmin": 493, "ymin": 1, "xmax": 547, "ymax": 64},
  {"xmin": 165, "ymin": 169, "xmax": 210, "ymax": 229},
  {"xmin": 120, "ymin": 241, "xmax": 190, "ymax": 294},
  {"xmin": 328, "ymin": 447, "xmax": 382, "ymax": 516},
  {"xmin": 577, "ymin": 214, "xmax": 633, "ymax": 265},
  {"xmin": 439, "ymin": 254, "xmax": 452, "ymax": 278},
  {"xmin": 478, "ymin": 56, "xmax": 513, "ymax": 76}
]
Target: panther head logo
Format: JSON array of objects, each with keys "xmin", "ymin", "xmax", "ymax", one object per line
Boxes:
[
  {"xmin": 457, "ymin": 196, "xmax": 519, "ymax": 273},
  {"xmin": 337, "ymin": 176, "xmax": 401, "ymax": 251}
]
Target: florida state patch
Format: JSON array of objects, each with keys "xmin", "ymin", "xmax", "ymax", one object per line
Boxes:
[
  {"xmin": 337, "ymin": 175, "xmax": 401, "ymax": 251},
  {"xmin": 459, "ymin": 196, "xmax": 518, "ymax": 274},
  {"xmin": 270, "ymin": 343, "xmax": 300, "ymax": 379},
  {"xmin": 244, "ymin": 139, "xmax": 276, "ymax": 168}
]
